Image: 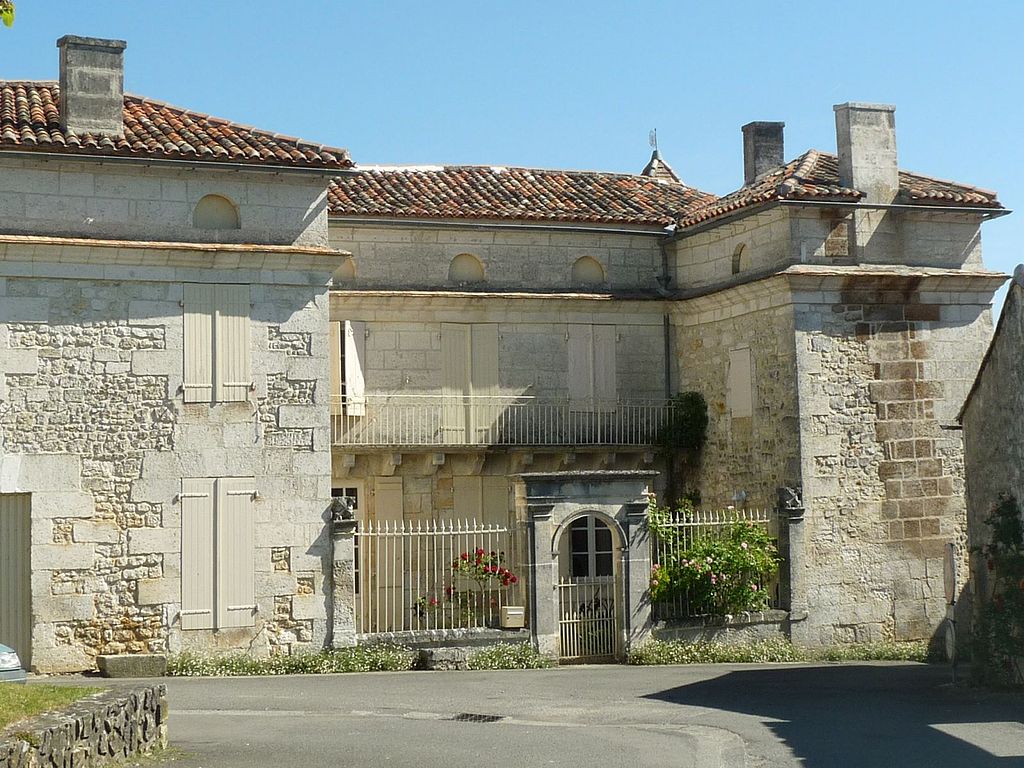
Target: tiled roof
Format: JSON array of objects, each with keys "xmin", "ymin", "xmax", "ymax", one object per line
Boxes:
[
  {"xmin": 678, "ymin": 150, "xmax": 1002, "ymax": 228},
  {"xmin": 0, "ymin": 81, "xmax": 352, "ymax": 169},
  {"xmin": 328, "ymin": 165, "xmax": 714, "ymax": 226}
]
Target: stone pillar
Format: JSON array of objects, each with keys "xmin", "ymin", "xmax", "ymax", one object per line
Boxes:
[
  {"xmin": 624, "ymin": 500, "xmax": 653, "ymax": 651},
  {"xmin": 528, "ymin": 502, "xmax": 559, "ymax": 658},
  {"xmin": 779, "ymin": 487, "xmax": 810, "ymax": 645},
  {"xmin": 330, "ymin": 507, "xmax": 358, "ymax": 648}
]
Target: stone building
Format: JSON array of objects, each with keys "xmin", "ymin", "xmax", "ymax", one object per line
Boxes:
[{"xmin": 0, "ymin": 35, "xmax": 1009, "ymax": 671}]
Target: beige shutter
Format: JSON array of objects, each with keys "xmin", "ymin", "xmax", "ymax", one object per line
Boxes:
[
  {"xmin": 593, "ymin": 325, "xmax": 617, "ymax": 412},
  {"xmin": 329, "ymin": 321, "xmax": 344, "ymax": 416},
  {"xmin": 344, "ymin": 320, "xmax": 366, "ymax": 416},
  {"xmin": 470, "ymin": 324, "xmax": 499, "ymax": 440},
  {"xmin": 728, "ymin": 347, "xmax": 754, "ymax": 418},
  {"xmin": 453, "ymin": 476, "xmax": 482, "ymax": 521},
  {"xmin": 0, "ymin": 494, "xmax": 32, "ymax": 666},
  {"xmin": 567, "ymin": 324, "xmax": 594, "ymax": 410},
  {"xmin": 215, "ymin": 285, "xmax": 251, "ymax": 403},
  {"xmin": 180, "ymin": 478, "xmax": 215, "ymax": 630},
  {"xmin": 216, "ymin": 477, "xmax": 257, "ymax": 628},
  {"xmin": 481, "ymin": 476, "xmax": 509, "ymax": 526},
  {"xmin": 183, "ymin": 284, "xmax": 215, "ymax": 403},
  {"xmin": 441, "ymin": 323, "xmax": 471, "ymax": 440},
  {"xmin": 372, "ymin": 477, "xmax": 404, "ymax": 631}
]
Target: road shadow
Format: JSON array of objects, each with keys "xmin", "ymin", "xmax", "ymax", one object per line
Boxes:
[{"xmin": 644, "ymin": 663, "xmax": 1023, "ymax": 767}]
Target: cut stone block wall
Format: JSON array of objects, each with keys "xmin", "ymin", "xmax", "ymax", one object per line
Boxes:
[
  {"xmin": 0, "ymin": 156, "xmax": 329, "ymax": 247},
  {"xmin": 329, "ymin": 224, "xmax": 662, "ymax": 292}
]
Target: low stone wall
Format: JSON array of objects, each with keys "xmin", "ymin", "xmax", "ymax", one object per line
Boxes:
[
  {"xmin": 361, "ymin": 627, "xmax": 532, "ymax": 670},
  {"xmin": 0, "ymin": 685, "xmax": 167, "ymax": 768},
  {"xmin": 652, "ymin": 610, "xmax": 789, "ymax": 644}
]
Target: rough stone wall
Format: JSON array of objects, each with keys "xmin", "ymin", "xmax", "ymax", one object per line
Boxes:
[
  {"xmin": 328, "ymin": 224, "xmax": 662, "ymax": 292},
  {"xmin": 0, "ymin": 156, "xmax": 330, "ymax": 246},
  {"xmin": 962, "ymin": 281, "xmax": 1024, "ymax": 625},
  {"xmin": 0, "ymin": 685, "xmax": 167, "ymax": 768},
  {"xmin": 794, "ymin": 276, "xmax": 995, "ymax": 645},
  {"xmin": 0, "ymin": 256, "xmax": 333, "ymax": 672},
  {"xmin": 673, "ymin": 281, "xmax": 801, "ymax": 507}
]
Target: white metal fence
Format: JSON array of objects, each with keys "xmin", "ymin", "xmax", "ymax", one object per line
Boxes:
[
  {"xmin": 651, "ymin": 507, "xmax": 781, "ymax": 621},
  {"xmin": 558, "ymin": 576, "xmax": 618, "ymax": 662},
  {"xmin": 332, "ymin": 395, "xmax": 670, "ymax": 448},
  {"xmin": 354, "ymin": 518, "xmax": 527, "ymax": 635}
]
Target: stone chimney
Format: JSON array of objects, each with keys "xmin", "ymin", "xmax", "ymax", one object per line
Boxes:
[
  {"xmin": 741, "ymin": 121, "xmax": 784, "ymax": 185},
  {"xmin": 833, "ymin": 102, "xmax": 898, "ymax": 203},
  {"xmin": 57, "ymin": 35, "xmax": 127, "ymax": 137}
]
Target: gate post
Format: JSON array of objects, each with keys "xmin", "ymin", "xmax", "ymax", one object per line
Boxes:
[
  {"xmin": 624, "ymin": 499, "xmax": 653, "ymax": 653},
  {"xmin": 330, "ymin": 497, "xmax": 358, "ymax": 648},
  {"xmin": 778, "ymin": 486, "xmax": 809, "ymax": 645},
  {"xmin": 527, "ymin": 502, "xmax": 559, "ymax": 658}
]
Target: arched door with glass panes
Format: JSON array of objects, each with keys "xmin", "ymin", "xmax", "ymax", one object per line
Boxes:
[{"xmin": 557, "ymin": 514, "xmax": 620, "ymax": 662}]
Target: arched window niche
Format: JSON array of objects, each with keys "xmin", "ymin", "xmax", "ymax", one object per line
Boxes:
[
  {"xmin": 731, "ymin": 244, "xmax": 746, "ymax": 275},
  {"xmin": 193, "ymin": 194, "xmax": 241, "ymax": 230},
  {"xmin": 448, "ymin": 253, "xmax": 485, "ymax": 284},
  {"xmin": 571, "ymin": 256, "xmax": 606, "ymax": 287}
]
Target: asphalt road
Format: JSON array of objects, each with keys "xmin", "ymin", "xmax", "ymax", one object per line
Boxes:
[{"xmin": 46, "ymin": 662, "xmax": 1024, "ymax": 768}]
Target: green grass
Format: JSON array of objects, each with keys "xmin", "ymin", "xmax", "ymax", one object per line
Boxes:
[
  {"xmin": 0, "ymin": 684, "xmax": 100, "ymax": 731},
  {"xmin": 167, "ymin": 645, "xmax": 416, "ymax": 677},
  {"xmin": 467, "ymin": 643, "xmax": 553, "ymax": 670},
  {"xmin": 628, "ymin": 638, "xmax": 934, "ymax": 666}
]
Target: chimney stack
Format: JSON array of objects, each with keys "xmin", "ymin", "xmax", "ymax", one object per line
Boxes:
[
  {"xmin": 57, "ymin": 35, "xmax": 127, "ymax": 137},
  {"xmin": 833, "ymin": 102, "xmax": 898, "ymax": 203},
  {"xmin": 741, "ymin": 121, "xmax": 784, "ymax": 185}
]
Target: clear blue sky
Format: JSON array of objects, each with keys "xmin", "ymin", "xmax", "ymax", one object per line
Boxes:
[{"xmin": 8, "ymin": 1, "xmax": 1022, "ymax": 307}]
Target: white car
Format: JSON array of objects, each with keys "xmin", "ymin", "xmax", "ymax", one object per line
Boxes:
[{"xmin": 0, "ymin": 643, "xmax": 27, "ymax": 683}]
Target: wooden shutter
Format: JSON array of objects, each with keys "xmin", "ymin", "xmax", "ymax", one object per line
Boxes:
[
  {"xmin": 593, "ymin": 325, "xmax": 617, "ymax": 412},
  {"xmin": 441, "ymin": 323, "xmax": 471, "ymax": 440},
  {"xmin": 728, "ymin": 347, "xmax": 753, "ymax": 418},
  {"xmin": 0, "ymin": 494, "xmax": 32, "ymax": 666},
  {"xmin": 344, "ymin": 321, "xmax": 366, "ymax": 416},
  {"xmin": 567, "ymin": 324, "xmax": 594, "ymax": 409},
  {"xmin": 481, "ymin": 476, "xmax": 509, "ymax": 526},
  {"xmin": 216, "ymin": 478, "xmax": 256, "ymax": 628},
  {"xmin": 453, "ymin": 476, "xmax": 482, "ymax": 521},
  {"xmin": 183, "ymin": 284, "xmax": 215, "ymax": 403},
  {"xmin": 471, "ymin": 324, "xmax": 499, "ymax": 440},
  {"xmin": 180, "ymin": 478, "xmax": 215, "ymax": 630},
  {"xmin": 372, "ymin": 477, "xmax": 404, "ymax": 631},
  {"xmin": 329, "ymin": 321, "xmax": 344, "ymax": 416},
  {"xmin": 215, "ymin": 285, "xmax": 251, "ymax": 403}
]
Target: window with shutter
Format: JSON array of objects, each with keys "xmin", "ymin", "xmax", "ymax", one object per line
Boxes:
[
  {"xmin": 344, "ymin": 321, "xmax": 367, "ymax": 416},
  {"xmin": 180, "ymin": 476, "xmax": 256, "ymax": 631},
  {"xmin": 728, "ymin": 347, "xmax": 754, "ymax": 418},
  {"xmin": 182, "ymin": 284, "xmax": 252, "ymax": 404},
  {"xmin": 568, "ymin": 324, "xmax": 617, "ymax": 412}
]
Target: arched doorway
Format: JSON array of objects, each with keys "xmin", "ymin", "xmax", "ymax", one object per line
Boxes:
[{"xmin": 556, "ymin": 513, "xmax": 622, "ymax": 662}]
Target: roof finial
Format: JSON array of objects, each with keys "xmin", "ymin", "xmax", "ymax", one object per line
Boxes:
[{"xmin": 649, "ymin": 128, "xmax": 660, "ymax": 158}]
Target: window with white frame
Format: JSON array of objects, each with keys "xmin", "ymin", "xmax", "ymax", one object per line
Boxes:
[
  {"xmin": 182, "ymin": 284, "xmax": 252, "ymax": 403},
  {"xmin": 569, "ymin": 515, "xmax": 614, "ymax": 579},
  {"xmin": 329, "ymin": 320, "xmax": 366, "ymax": 416},
  {"xmin": 180, "ymin": 477, "xmax": 257, "ymax": 630}
]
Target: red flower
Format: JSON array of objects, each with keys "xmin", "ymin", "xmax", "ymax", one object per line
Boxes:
[
  {"xmin": 461, "ymin": 552, "xmax": 469, "ymax": 561},
  {"xmin": 510, "ymin": 575, "xmax": 518, "ymax": 584},
  {"xmin": 428, "ymin": 597, "xmax": 438, "ymax": 607},
  {"xmin": 476, "ymin": 548, "xmax": 486, "ymax": 556}
]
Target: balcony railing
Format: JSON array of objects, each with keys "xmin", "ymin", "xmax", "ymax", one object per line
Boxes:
[{"xmin": 331, "ymin": 395, "xmax": 670, "ymax": 448}]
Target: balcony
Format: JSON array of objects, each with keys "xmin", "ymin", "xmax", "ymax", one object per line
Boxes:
[{"xmin": 331, "ymin": 395, "xmax": 670, "ymax": 448}]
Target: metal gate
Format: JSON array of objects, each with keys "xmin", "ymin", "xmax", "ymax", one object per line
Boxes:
[
  {"xmin": 557, "ymin": 576, "xmax": 617, "ymax": 662},
  {"xmin": 0, "ymin": 494, "xmax": 32, "ymax": 667}
]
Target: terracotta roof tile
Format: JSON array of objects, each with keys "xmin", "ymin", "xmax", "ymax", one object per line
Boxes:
[
  {"xmin": 328, "ymin": 165, "xmax": 714, "ymax": 226},
  {"xmin": 678, "ymin": 150, "xmax": 1002, "ymax": 228},
  {"xmin": 0, "ymin": 81, "xmax": 352, "ymax": 169}
]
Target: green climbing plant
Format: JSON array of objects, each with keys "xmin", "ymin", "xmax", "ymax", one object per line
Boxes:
[
  {"xmin": 658, "ymin": 392, "xmax": 709, "ymax": 507},
  {"xmin": 972, "ymin": 494, "xmax": 1024, "ymax": 686}
]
